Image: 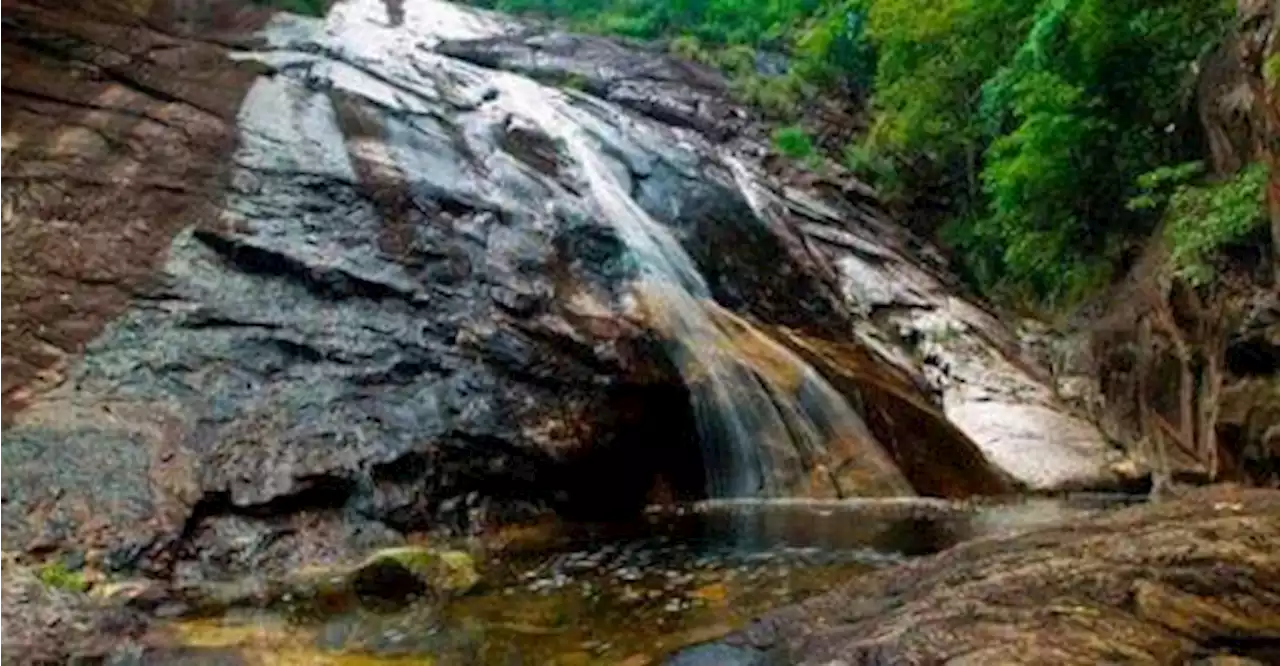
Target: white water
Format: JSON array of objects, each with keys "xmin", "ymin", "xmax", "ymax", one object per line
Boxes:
[
  {"xmin": 497, "ymin": 83, "xmax": 909, "ymax": 497},
  {"xmin": 245, "ymin": 0, "xmax": 911, "ymax": 498}
]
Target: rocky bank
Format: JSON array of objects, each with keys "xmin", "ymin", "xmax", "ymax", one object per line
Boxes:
[{"xmin": 669, "ymin": 484, "xmax": 1280, "ymax": 666}]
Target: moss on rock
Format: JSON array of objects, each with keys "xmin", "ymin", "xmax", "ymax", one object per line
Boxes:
[
  {"xmin": 173, "ymin": 546, "xmax": 481, "ymax": 617},
  {"xmin": 355, "ymin": 546, "xmax": 481, "ymax": 596},
  {"xmin": 37, "ymin": 561, "xmax": 88, "ymax": 593}
]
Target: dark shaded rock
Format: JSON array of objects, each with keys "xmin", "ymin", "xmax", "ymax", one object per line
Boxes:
[
  {"xmin": 174, "ymin": 510, "xmax": 405, "ymax": 586},
  {"xmin": 1201, "ymin": 293, "xmax": 1279, "ymax": 481},
  {"xmin": 673, "ymin": 486, "xmax": 1280, "ymax": 665}
]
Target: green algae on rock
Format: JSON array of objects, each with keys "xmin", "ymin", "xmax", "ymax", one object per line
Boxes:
[
  {"xmin": 36, "ymin": 560, "xmax": 89, "ymax": 594},
  {"xmin": 351, "ymin": 547, "xmax": 482, "ymax": 604},
  {"xmin": 176, "ymin": 546, "xmax": 481, "ymax": 617},
  {"xmin": 357, "ymin": 547, "xmax": 481, "ymax": 595}
]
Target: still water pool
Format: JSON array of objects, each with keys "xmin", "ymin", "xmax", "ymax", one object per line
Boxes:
[{"xmin": 169, "ymin": 495, "xmax": 1141, "ymax": 665}]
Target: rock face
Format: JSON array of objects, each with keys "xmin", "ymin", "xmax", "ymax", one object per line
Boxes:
[
  {"xmin": 1079, "ymin": 0, "xmax": 1280, "ymax": 487},
  {"xmin": 1, "ymin": 559, "xmax": 152, "ymax": 665},
  {"xmin": 0, "ymin": 0, "xmax": 268, "ymax": 420},
  {"xmin": 670, "ymin": 485, "xmax": 1280, "ymax": 666},
  {"xmin": 2, "ymin": 0, "xmax": 1122, "ymax": 578}
]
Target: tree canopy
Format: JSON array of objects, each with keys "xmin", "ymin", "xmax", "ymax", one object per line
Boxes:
[{"xmin": 465, "ymin": 0, "xmax": 1263, "ymax": 309}]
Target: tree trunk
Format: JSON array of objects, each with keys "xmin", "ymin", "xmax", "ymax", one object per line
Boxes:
[
  {"xmin": 1253, "ymin": 4, "xmax": 1279, "ymax": 284},
  {"xmin": 1268, "ymin": 167, "xmax": 1279, "ymax": 284},
  {"xmin": 1153, "ymin": 306, "xmax": 1198, "ymax": 457},
  {"xmin": 1255, "ymin": 11, "xmax": 1279, "ymax": 285},
  {"xmin": 1199, "ymin": 342, "xmax": 1226, "ymax": 480},
  {"xmin": 1136, "ymin": 318, "xmax": 1172, "ymax": 494}
]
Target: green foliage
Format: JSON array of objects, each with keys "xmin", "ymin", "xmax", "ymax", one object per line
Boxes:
[
  {"xmin": 474, "ymin": 0, "xmax": 874, "ymax": 117},
  {"xmin": 1130, "ymin": 163, "xmax": 1268, "ymax": 285},
  {"xmin": 843, "ymin": 141, "xmax": 902, "ymax": 195},
  {"xmin": 38, "ymin": 561, "xmax": 88, "ymax": 593},
  {"xmin": 773, "ymin": 125, "xmax": 816, "ymax": 159},
  {"xmin": 791, "ymin": 1, "xmax": 876, "ymax": 88},
  {"xmin": 1126, "ymin": 161, "xmax": 1205, "ymax": 211},
  {"xmin": 669, "ymin": 37, "xmax": 757, "ymax": 77},
  {"xmin": 860, "ymin": 0, "xmax": 1236, "ymax": 304},
  {"xmin": 1265, "ymin": 53, "xmax": 1280, "ymax": 89},
  {"xmin": 734, "ymin": 74, "xmax": 808, "ymax": 116},
  {"xmin": 463, "ymin": 0, "xmax": 1245, "ymax": 306}
]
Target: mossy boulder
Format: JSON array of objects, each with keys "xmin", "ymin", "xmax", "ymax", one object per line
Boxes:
[
  {"xmin": 176, "ymin": 546, "xmax": 481, "ymax": 616},
  {"xmin": 355, "ymin": 547, "xmax": 480, "ymax": 596}
]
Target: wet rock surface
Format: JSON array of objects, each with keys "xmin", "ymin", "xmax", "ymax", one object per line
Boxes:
[
  {"xmin": 0, "ymin": 0, "xmax": 278, "ymax": 578},
  {"xmin": 436, "ymin": 31, "xmax": 747, "ymax": 141},
  {"xmin": 3, "ymin": 0, "xmax": 1126, "ymax": 587},
  {"xmin": 675, "ymin": 485, "xmax": 1280, "ymax": 666},
  {"xmin": 463, "ymin": 23, "xmax": 1134, "ymax": 491}
]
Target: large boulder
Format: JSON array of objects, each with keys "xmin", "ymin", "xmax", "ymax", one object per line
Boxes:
[{"xmin": 669, "ymin": 485, "xmax": 1280, "ymax": 665}]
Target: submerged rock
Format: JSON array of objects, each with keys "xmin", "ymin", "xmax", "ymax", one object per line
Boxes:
[
  {"xmin": 172, "ymin": 545, "xmax": 480, "ymax": 617},
  {"xmin": 665, "ymin": 643, "xmax": 768, "ymax": 666},
  {"xmin": 671, "ymin": 485, "xmax": 1280, "ymax": 665},
  {"xmin": 355, "ymin": 546, "xmax": 481, "ymax": 597}
]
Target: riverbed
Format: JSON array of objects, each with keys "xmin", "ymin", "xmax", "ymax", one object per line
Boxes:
[{"xmin": 166, "ymin": 495, "xmax": 1141, "ymax": 665}]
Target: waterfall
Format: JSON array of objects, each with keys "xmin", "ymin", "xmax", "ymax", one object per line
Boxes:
[
  {"xmin": 491, "ymin": 79, "xmax": 909, "ymax": 498},
  {"xmin": 248, "ymin": 0, "xmax": 912, "ymax": 499}
]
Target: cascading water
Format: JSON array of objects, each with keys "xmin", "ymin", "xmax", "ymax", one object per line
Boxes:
[
  {"xmin": 246, "ymin": 0, "xmax": 910, "ymax": 499},
  {"xmin": 491, "ymin": 80, "xmax": 910, "ymax": 498}
]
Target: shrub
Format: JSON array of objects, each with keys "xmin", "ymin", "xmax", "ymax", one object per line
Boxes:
[{"xmin": 772, "ymin": 125, "xmax": 816, "ymax": 159}]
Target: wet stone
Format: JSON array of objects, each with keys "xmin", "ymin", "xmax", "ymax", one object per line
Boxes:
[{"xmin": 1, "ymin": 0, "xmax": 1237, "ymax": 663}]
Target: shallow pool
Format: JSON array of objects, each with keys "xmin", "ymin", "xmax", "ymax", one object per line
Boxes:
[{"xmin": 166, "ymin": 494, "xmax": 1143, "ymax": 665}]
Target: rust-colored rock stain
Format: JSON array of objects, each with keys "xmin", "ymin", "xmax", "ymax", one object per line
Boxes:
[{"xmin": 1, "ymin": 0, "xmax": 270, "ymax": 420}]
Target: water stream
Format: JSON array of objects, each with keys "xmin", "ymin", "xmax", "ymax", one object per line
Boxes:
[
  {"xmin": 236, "ymin": 0, "xmax": 910, "ymax": 500},
  {"xmin": 168, "ymin": 495, "xmax": 1143, "ymax": 665},
  {"xmin": 471, "ymin": 74, "xmax": 909, "ymax": 500}
]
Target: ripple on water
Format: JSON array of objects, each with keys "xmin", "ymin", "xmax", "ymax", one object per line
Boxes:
[{"xmin": 167, "ymin": 496, "xmax": 1143, "ymax": 665}]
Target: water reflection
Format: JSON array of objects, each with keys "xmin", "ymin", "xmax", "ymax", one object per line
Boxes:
[{"xmin": 170, "ymin": 496, "xmax": 1144, "ymax": 665}]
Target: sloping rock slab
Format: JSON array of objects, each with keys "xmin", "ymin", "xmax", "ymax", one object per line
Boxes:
[
  {"xmin": 0, "ymin": 0, "xmax": 268, "ymax": 420},
  {"xmin": 443, "ymin": 26, "xmax": 1131, "ymax": 492},
  {"xmin": 670, "ymin": 485, "xmax": 1280, "ymax": 665}
]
